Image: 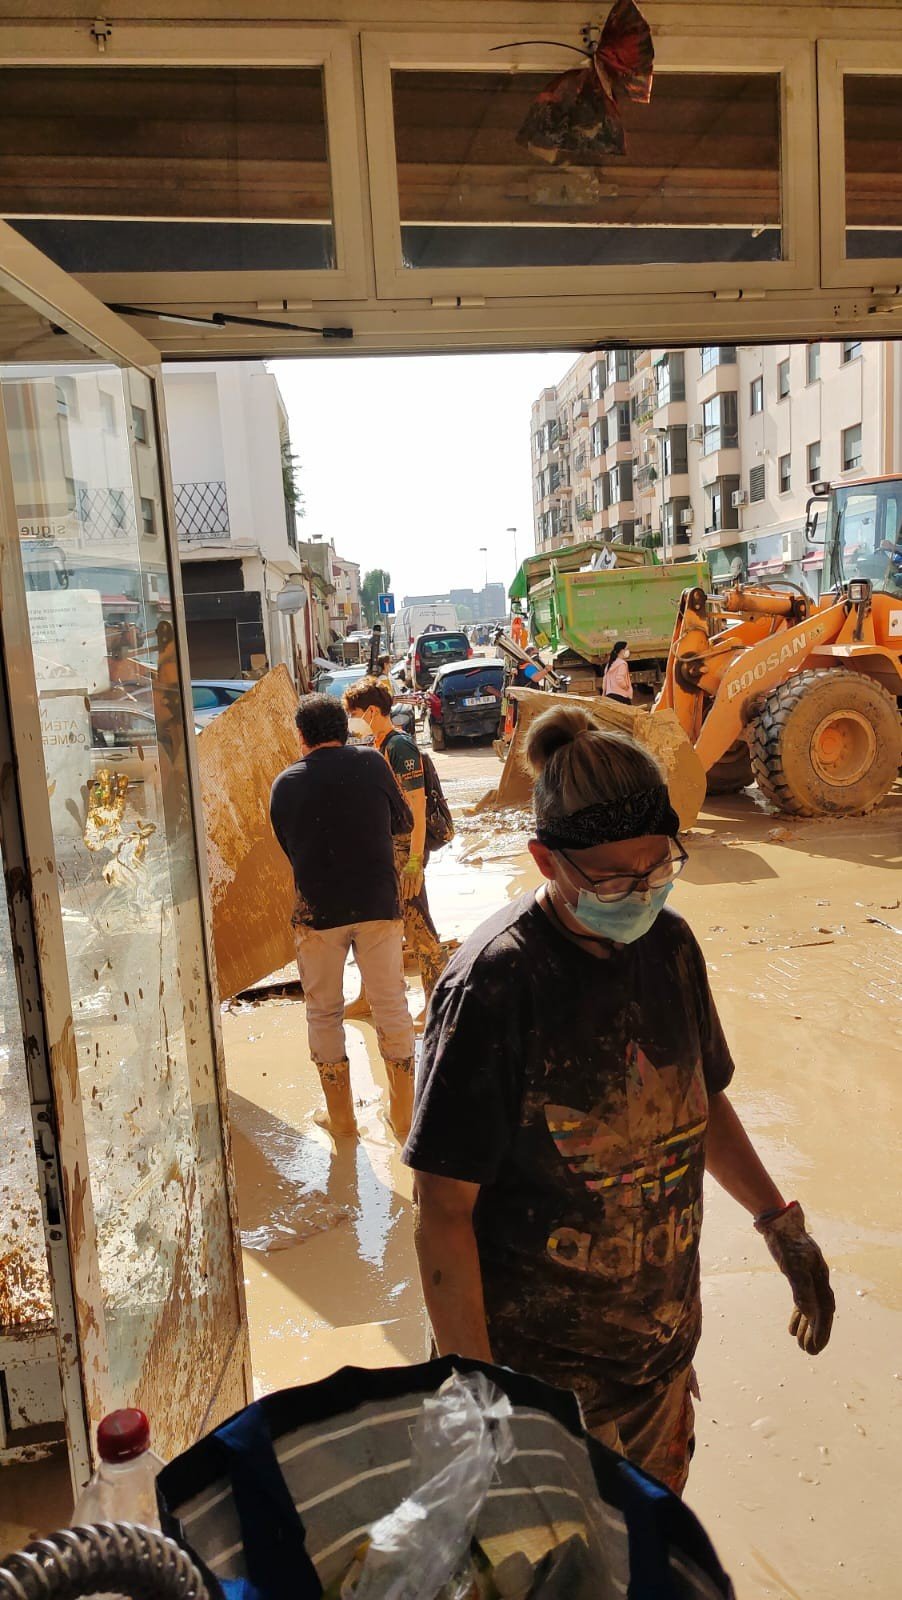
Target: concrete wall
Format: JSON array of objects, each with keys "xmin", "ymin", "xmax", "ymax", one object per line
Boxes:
[{"xmin": 165, "ymin": 372, "xmax": 225, "ymax": 485}]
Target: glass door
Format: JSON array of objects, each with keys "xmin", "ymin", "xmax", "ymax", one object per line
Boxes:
[{"xmin": 0, "ymin": 223, "xmax": 248, "ymax": 1490}]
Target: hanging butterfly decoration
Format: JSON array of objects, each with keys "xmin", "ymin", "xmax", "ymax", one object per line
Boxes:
[{"xmin": 493, "ymin": 0, "xmax": 654, "ymax": 163}]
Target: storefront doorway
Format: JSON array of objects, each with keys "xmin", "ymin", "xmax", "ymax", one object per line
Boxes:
[{"xmin": 0, "ymin": 227, "xmax": 249, "ymax": 1506}]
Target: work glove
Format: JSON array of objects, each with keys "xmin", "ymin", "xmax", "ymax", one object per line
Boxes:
[
  {"xmin": 401, "ymin": 853, "xmax": 424, "ymax": 901},
  {"xmin": 755, "ymin": 1201, "xmax": 835, "ymax": 1355}
]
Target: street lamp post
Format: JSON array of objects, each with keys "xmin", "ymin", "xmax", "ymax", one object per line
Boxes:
[
  {"xmin": 507, "ymin": 526, "xmax": 518, "ymax": 572},
  {"xmin": 479, "ymin": 545, "xmax": 488, "ymax": 590}
]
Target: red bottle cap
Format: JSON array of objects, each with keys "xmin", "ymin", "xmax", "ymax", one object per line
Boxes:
[{"xmin": 97, "ymin": 1409, "xmax": 150, "ymax": 1463}]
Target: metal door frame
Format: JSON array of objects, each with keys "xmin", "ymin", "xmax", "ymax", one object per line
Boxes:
[{"xmin": 0, "ymin": 221, "xmax": 249, "ymax": 1493}]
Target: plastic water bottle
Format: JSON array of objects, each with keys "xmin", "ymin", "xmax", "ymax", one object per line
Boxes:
[{"xmin": 72, "ymin": 1409, "xmax": 165, "ymax": 1526}]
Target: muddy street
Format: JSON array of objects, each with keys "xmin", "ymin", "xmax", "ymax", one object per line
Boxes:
[{"xmin": 223, "ymin": 744, "xmax": 902, "ymax": 1600}]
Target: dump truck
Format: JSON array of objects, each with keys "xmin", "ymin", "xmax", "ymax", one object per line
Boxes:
[{"xmin": 509, "ymin": 539, "xmax": 710, "ymax": 696}]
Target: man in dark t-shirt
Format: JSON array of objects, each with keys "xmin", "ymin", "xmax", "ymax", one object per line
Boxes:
[{"xmin": 270, "ymin": 693, "xmax": 416, "ymax": 1141}]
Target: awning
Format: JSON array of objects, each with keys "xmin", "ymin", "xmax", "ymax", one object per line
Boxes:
[
  {"xmin": 748, "ymin": 558, "xmax": 786, "ymax": 578},
  {"xmin": 802, "ymin": 551, "xmax": 824, "ymax": 570}
]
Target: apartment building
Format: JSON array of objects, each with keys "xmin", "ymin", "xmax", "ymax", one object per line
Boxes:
[
  {"xmin": 531, "ymin": 341, "xmax": 901, "ymax": 590},
  {"xmin": 331, "ymin": 553, "xmax": 363, "ymax": 634},
  {"xmin": 164, "ymin": 360, "xmax": 308, "ymax": 681}
]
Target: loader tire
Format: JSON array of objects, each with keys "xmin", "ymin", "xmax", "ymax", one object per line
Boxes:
[
  {"xmin": 749, "ymin": 669, "xmax": 901, "ymax": 816},
  {"xmin": 706, "ymin": 739, "xmax": 754, "ymax": 796}
]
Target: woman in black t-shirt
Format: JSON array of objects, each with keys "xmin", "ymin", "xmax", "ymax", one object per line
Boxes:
[{"xmin": 405, "ymin": 705, "xmax": 834, "ymax": 1496}]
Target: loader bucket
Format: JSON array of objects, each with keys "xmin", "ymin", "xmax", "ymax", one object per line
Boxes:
[{"xmin": 483, "ymin": 687, "xmax": 707, "ymax": 831}]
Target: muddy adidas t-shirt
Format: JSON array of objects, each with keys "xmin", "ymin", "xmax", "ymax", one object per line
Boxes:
[{"xmin": 404, "ymin": 894, "xmax": 734, "ymax": 1425}]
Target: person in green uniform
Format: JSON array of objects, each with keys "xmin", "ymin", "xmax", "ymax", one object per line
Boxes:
[{"xmin": 344, "ymin": 677, "xmax": 452, "ymax": 1022}]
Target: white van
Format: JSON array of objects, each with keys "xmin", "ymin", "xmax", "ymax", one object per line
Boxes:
[{"xmin": 391, "ymin": 602, "xmax": 459, "ymax": 657}]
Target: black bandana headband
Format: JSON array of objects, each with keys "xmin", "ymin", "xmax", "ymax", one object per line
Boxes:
[{"xmin": 535, "ymin": 784, "xmax": 680, "ymax": 850}]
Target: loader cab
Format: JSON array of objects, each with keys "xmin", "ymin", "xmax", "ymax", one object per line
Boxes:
[{"xmin": 808, "ymin": 478, "xmax": 902, "ymax": 597}]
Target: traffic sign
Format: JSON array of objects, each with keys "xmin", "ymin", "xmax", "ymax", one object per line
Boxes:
[{"xmin": 378, "ymin": 592, "xmax": 395, "ymax": 615}]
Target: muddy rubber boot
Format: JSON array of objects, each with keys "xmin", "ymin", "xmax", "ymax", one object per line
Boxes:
[
  {"xmin": 314, "ymin": 1060, "xmax": 357, "ymax": 1139},
  {"xmin": 384, "ymin": 1057, "xmax": 415, "ymax": 1143}
]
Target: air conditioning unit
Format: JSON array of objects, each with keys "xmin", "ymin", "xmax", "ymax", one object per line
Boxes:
[
  {"xmin": 679, "ymin": 507, "xmax": 694, "ymax": 525},
  {"xmin": 688, "ymin": 423, "xmax": 705, "ymax": 443},
  {"xmin": 731, "ymin": 489, "xmax": 749, "ymax": 508}
]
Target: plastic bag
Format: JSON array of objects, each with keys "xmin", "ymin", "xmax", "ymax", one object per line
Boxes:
[{"xmin": 349, "ymin": 1371, "xmax": 514, "ymax": 1600}]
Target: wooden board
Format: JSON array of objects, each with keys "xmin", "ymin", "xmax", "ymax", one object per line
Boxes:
[
  {"xmin": 488, "ymin": 687, "xmax": 706, "ymax": 832},
  {"xmin": 196, "ymin": 664, "xmax": 299, "ymax": 1001}
]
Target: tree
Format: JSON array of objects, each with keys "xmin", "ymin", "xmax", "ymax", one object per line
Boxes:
[
  {"xmin": 361, "ymin": 568, "xmax": 391, "ymax": 626},
  {"xmin": 281, "ymin": 441, "xmax": 305, "ymax": 519}
]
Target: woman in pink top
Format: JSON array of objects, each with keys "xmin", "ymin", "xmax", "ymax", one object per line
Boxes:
[{"xmin": 602, "ymin": 639, "xmax": 633, "ymax": 704}]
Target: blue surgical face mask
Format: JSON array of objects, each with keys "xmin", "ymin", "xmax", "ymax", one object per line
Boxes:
[{"xmin": 569, "ymin": 881, "xmax": 673, "ymax": 944}]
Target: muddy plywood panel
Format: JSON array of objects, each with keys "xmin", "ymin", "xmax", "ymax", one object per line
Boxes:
[
  {"xmin": 488, "ymin": 688, "xmax": 706, "ymax": 831},
  {"xmin": 196, "ymin": 665, "xmax": 299, "ymax": 1000}
]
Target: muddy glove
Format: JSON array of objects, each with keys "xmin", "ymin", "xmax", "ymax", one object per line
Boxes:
[
  {"xmin": 755, "ymin": 1201, "xmax": 835, "ymax": 1355},
  {"xmin": 401, "ymin": 853, "xmax": 424, "ymax": 901}
]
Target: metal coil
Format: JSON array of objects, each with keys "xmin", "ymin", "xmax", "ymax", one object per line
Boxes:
[{"xmin": 0, "ymin": 1524, "xmax": 210, "ymax": 1600}]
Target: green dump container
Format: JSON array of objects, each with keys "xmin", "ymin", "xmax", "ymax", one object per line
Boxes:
[{"xmin": 529, "ymin": 557, "xmax": 710, "ymax": 666}]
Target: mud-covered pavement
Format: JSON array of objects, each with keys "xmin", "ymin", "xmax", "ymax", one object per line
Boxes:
[{"xmin": 223, "ymin": 744, "xmax": 902, "ymax": 1599}]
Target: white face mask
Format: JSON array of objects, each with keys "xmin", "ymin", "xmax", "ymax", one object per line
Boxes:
[{"xmin": 349, "ymin": 716, "xmax": 370, "ymax": 737}]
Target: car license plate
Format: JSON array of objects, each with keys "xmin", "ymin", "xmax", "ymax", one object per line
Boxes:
[{"xmin": 462, "ymin": 695, "xmax": 496, "ymax": 708}]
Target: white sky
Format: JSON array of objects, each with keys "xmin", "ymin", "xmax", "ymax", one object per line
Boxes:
[{"xmin": 272, "ymin": 352, "xmax": 571, "ymax": 599}]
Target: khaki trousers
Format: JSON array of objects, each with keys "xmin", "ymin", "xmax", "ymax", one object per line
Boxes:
[{"xmin": 293, "ymin": 918, "xmax": 414, "ymax": 1065}]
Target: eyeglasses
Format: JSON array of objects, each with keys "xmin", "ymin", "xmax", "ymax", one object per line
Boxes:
[{"xmin": 559, "ymin": 841, "xmax": 688, "ymax": 903}]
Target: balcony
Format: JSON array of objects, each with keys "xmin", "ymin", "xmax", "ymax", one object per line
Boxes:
[
  {"xmin": 605, "ymin": 437, "xmax": 633, "ymax": 466},
  {"xmin": 662, "ymin": 470, "xmax": 691, "ymax": 499},
  {"xmin": 603, "ymin": 379, "xmax": 632, "ymax": 406},
  {"xmin": 697, "ymin": 363, "xmax": 738, "ymax": 405},
  {"xmin": 635, "ymin": 464, "xmax": 659, "ymax": 495},
  {"xmin": 653, "ymin": 395, "xmax": 688, "ymax": 428},
  {"xmin": 174, "ymin": 480, "xmax": 230, "ymax": 541},
  {"xmin": 701, "ymin": 446, "xmax": 741, "ymax": 481},
  {"xmin": 700, "ymin": 345, "xmax": 737, "ymax": 375},
  {"xmin": 700, "ymin": 527, "xmax": 740, "ymax": 550}
]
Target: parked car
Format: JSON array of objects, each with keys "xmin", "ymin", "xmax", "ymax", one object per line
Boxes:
[
  {"xmin": 427, "ymin": 659, "xmax": 504, "ymax": 750},
  {"xmin": 89, "ymin": 699, "xmax": 161, "ymax": 798},
  {"xmin": 313, "ymin": 664, "xmax": 416, "ymax": 737},
  {"xmin": 408, "ymin": 630, "xmax": 473, "ymax": 691},
  {"xmin": 191, "ymin": 679, "xmax": 254, "ymax": 727}
]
